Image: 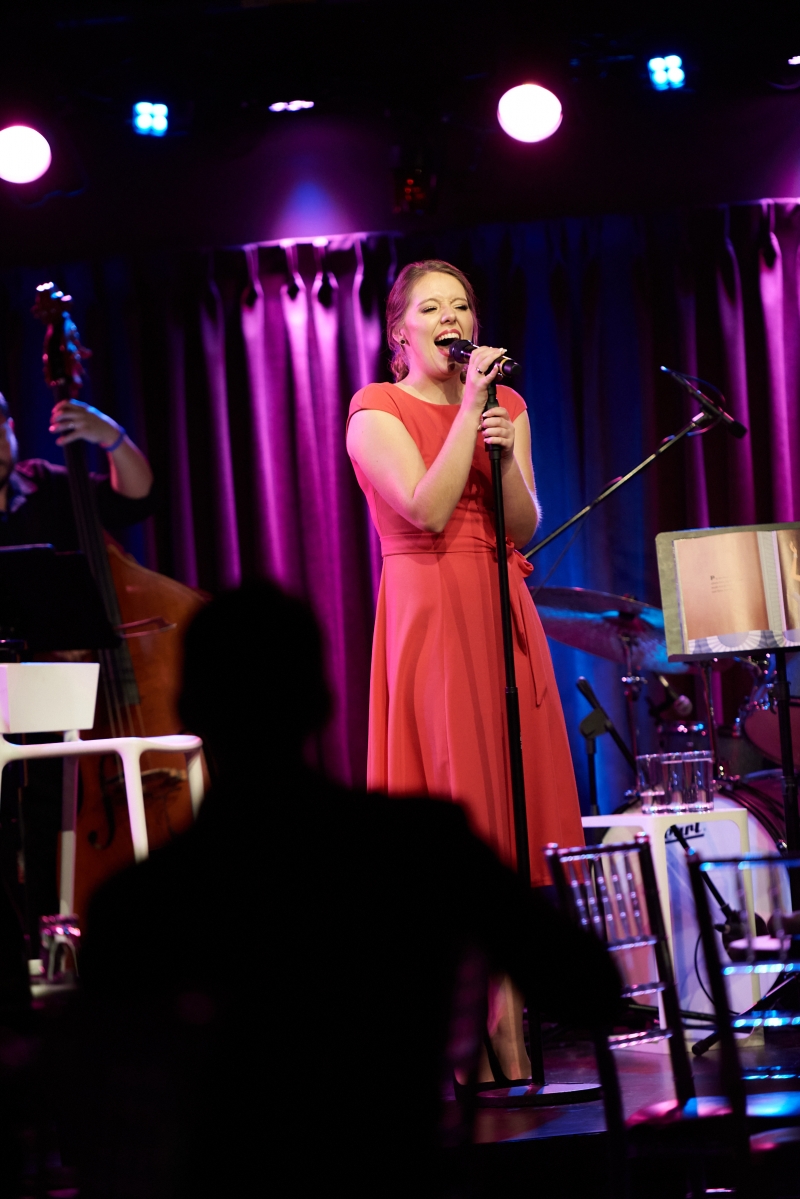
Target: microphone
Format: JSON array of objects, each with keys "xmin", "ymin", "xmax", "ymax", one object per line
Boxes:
[
  {"xmin": 660, "ymin": 366, "xmax": 747, "ymax": 439},
  {"xmin": 654, "ymin": 673, "xmax": 693, "ymax": 719},
  {"xmin": 448, "ymin": 339, "xmax": 521, "ymax": 378}
]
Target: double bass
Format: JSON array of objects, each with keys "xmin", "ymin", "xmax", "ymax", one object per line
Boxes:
[{"xmin": 32, "ymin": 283, "xmax": 207, "ymax": 920}]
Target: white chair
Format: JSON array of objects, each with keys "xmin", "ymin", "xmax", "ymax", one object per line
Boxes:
[{"xmin": 0, "ymin": 662, "xmax": 204, "ymax": 913}]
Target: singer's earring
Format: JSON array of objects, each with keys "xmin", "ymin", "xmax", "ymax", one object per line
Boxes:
[{"xmin": 400, "ymin": 338, "xmax": 406, "ymax": 344}]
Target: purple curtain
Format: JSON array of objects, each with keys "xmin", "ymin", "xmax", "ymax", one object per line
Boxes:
[
  {"xmin": 182, "ymin": 239, "xmax": 383, "ymax": 784},
  {"xmin": 3, "ymin": 206, "xmax": 800, "ymax": 802}
]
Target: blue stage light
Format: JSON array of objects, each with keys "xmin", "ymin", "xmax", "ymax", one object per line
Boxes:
[
  {"xmin": 648, "ymin": 55, "xmax": 685, "ymax": 91},
  {"xmin": 133, "ymin": 102, "xmax": 168, "ymax": 136}
]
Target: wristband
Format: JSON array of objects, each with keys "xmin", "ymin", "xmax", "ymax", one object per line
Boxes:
[{"xmin": 101, "ymin": 426, "xmax": 126, "ymax": 454}]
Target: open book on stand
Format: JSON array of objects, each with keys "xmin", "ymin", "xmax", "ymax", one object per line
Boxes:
[{"xmin": 656, "ymin": 524, "xmax": 800, "ymax": 661}]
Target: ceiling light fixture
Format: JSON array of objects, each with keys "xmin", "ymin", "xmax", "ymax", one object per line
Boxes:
[
  {"xmin": 648, "ymin": 56, "xmax": 685, "ymax": 91},
  {"xmin": 0, "ymin": 125, "xmax": 52, "ymax": 183},
  {"xmin": 496, "ymin": 84, "xmax": 563, "ymax": 144},
  {"xmin": 269, "ymin": 100, "xmax": 315, "ymax": 113},
  {"xmin": 133, "ymin": 102, "xmax": 168, "ymax": 136}
]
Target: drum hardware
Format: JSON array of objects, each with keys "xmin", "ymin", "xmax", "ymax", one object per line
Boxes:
[
  {"xmin": 532, "ymin": 586, "xmax": 685, "ymax": 675},
  {"xmin": 734, "ymin": 648, "xmax": 800, "ymax": 899},
  {"xmin": 648, "ymin": 673, "xmax": 693, "ymax": 721},
  {"xmin": 773, "ymin": 650, "xmax": 800, "ymax": 897},
  {"xmin": 656, "ymin": 721, "xmax": 709, "ymax": 754},
  {"xmin": 739, "ymin": 652, "xmax": 800, "ymax": 771},
  {"xmin": 692, "ymin": 974, "xmax": 800, "ymax": 1058},
  {"xmin": 619, "ymin": 631, "xmax": 647, "ymax": 758},
  {"xmin": 534, "ymin": 586, "xmax": 688, "ymax": 772},
  {"xmin": 695, "ymin": 659, "xmax": 724, "ymax": 781},
  {"xmin": 714, "ymin": 722, "xmax": 765, "ymax": 781},
  {"xmin": 667, "ymin": 822, "xmax": 768, "ymax": 960}
]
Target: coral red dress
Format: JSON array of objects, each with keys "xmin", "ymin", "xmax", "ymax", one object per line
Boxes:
[{"xmin": 347, "ymin": 382, "xmax": 583, "ymax": 886}]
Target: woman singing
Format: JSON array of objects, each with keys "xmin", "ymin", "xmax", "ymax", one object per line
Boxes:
[{"xmin": 346, "ymin": 260, "xmax": 583, "ymax": 1085}]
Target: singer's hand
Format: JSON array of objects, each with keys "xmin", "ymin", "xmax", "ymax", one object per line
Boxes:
[
  {"xmin": 481, "ymin": 406, "xmax": 515, "ymax": 459},
  {"xmin": 462, "ymin": 345, "xmax": 506, "ymax": 412}
]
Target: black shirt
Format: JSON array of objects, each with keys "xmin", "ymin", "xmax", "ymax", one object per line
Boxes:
[{"xmin": 0, "ymin": 459, "xmax": 155, "ymax": 549}]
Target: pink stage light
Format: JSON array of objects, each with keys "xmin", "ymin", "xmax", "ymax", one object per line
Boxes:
[
  {"xmin": 0, "ymin": 125, "xmax": 52, "ymax": 183},
  {"xmin": 497, "ymin": 84, "xmax": 562, "ymax": 144}
]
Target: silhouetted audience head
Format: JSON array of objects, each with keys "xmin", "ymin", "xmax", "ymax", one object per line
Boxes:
[{"xmin": 179, "ymin": 578, "xmax": 331, "ymax": 757}]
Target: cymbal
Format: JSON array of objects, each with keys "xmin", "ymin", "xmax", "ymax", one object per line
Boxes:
[
  {"xmin": 529, "ymin": 585, "xmax": 688, "ymax": 675},
  {"xmin": 530, "ymin": 587, "xmax": 657, "ymax": 619}
]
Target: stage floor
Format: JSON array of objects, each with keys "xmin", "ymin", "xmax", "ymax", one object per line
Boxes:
[
  {"xmin": 458, "ymin": 1036, "xmax": 800, "ymax": 1198},
  {"xmin": 469, "ymin": 1035, "xmax": 800, "ymax": 1144}
]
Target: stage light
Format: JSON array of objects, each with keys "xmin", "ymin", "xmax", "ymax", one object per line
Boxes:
[
  {"xmin": 648, "ymin": 55, "xmax": 685, "ymax": 90},
  {"xmin": 269, "ymin": 100, "xmax": 315, "ymax": 113},
  {"xmin": 133, "ymin": 102, "xmax": 168, "ymax": 136},
  {"xmin": 789, "ymin": 56, "xmax": 800, "ymax": 66},
  {"xmin": 0, "ymin": 125, "xmax": 52, "ymax": 184},
  {"xmin": 496, "ymin": 84, "xmax": 562, "ymax": 144}
]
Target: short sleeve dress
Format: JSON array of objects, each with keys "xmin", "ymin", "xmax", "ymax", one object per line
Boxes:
[{"xmin": 347, "ymin": 382, "xmax": 583, "ymax": 886}]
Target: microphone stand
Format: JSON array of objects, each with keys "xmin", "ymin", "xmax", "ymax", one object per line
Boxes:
[
  {"xmin": 526, "ymin": 366, "xmax": 746, "ymax": 562},
  {"xmin": 525, "ymin": 410, "xmax": 713, "ymax": 560},
  {"xmin": 482, "ymin": 379, "xmax": 601, "ymax": 1106},
  {"xmin": 576, "ymin": 676, "xmax": 636, "ymax": 817}
]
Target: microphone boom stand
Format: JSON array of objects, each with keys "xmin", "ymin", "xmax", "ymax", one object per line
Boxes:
[
  {"xmin": 483, "ymin": 379, "xmax": 601, "ymax": 1106},
  {"xmin": 525, "ymin": 411, "xmax": 714, "ymax": 561}
]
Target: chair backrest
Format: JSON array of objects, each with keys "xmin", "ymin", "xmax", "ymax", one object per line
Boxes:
[
  {"xmin": 0, "ymin": 663, "xmax": 99, "ymax": 733},
  {"xmin": 545, "ymin": 834, "xmax": 695, "ymax": 1110},
  {"xmin": 687, "ymin": 848, "xmax": 800, "ymax": 1121}
]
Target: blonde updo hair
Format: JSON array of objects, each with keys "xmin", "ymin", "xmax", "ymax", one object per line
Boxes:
[{"xmin": 386, "ymin": 259, "xmax": 479, "ymax": 382}]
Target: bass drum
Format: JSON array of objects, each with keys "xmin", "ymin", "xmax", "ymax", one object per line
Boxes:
[
  {"xmin": 605, "ymin": 772, "xmax": 788, "ymax": 1018},
  {"xmin": 742, "ymin": 652, "xmax": 800, "ymax": 768}
]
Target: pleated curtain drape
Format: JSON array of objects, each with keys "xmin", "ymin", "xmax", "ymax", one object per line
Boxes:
[{"xmin": 3, "ymin": 204, "xmax": 800, "ymax": 805}]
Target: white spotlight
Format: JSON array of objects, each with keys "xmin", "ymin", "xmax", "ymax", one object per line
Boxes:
[
  {"xmin": 269, "ymin": 100, "xmax": 314, "ymax": 113},
  {"xmin": 497, "ymin": 84, "xmax": 562, "ymax": 144},
  {"xmin": 0, "ymin": 125, "xmax": 52, "ymax": 184}
]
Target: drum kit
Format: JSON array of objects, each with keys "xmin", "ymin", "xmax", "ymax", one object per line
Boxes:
[
  {"xmin": 532, "ymin": 583, "xmax": 800, "ymax": 1021},
  {"xmin": 530, "ymin": 583, "xmax": 796, "ymax": 832}
]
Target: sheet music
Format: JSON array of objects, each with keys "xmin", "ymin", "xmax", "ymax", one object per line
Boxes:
[{"xmin": 674, "ymin": 531, "xmax": 768, "ymax": 643}]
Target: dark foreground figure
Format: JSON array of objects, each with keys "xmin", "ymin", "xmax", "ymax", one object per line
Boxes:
[{"xmin": 66, "ymin": 580, "xmax": 620, "ymax": 1198}]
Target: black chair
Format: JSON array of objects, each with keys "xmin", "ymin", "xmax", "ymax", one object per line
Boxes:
[
  {"xmin": 688, "ymin": 847, "xmax": 800, "ymax": 1195},
  {"xmin": 546, "ymin": 835, "xmax": 738, "ymax": 1199}
]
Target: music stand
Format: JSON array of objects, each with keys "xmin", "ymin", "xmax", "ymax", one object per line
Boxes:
[
  {"xmin": 656, "ymin": 523, "xmax": 800, "ymax": 904},
  {"xmin": 0, "ymin": 545, "xmax": 118, "ymax": 654}
]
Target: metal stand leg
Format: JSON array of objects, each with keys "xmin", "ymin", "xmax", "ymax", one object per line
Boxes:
[
  {"xmin": 475, "ymin": 381, "xmax": 600, "ymax": 1108},
  {"xmin": 775, "ymin": 650, "xmax": 800, "ymax": 907},
  {"xmin": 59, "ymin": 732, "xmax": 80, "ymax": 916}
]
